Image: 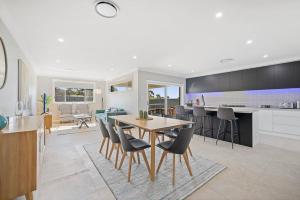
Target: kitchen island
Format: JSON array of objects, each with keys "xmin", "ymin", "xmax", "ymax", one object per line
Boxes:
[{"xmin": 185, "ymin": 106, "xmax": 259, "ymax": 147}]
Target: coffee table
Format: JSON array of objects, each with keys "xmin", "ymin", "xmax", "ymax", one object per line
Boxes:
[{"xmin": 73, "ymin": 114, "xmax": 92, "ymax": 128}]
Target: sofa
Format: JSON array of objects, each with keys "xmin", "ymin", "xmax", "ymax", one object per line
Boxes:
[
  {"xmin": 58, "ymin": 104, "xmax": 92, "ymax": 123},
  {"xmin": 95, "ymin": 108, "xmax": 127, "ymax": 124}
]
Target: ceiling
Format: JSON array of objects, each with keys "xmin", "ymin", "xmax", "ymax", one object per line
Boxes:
[{"xmin": 0, "ymin": 0, "xmax": 300, "ymax": 80}]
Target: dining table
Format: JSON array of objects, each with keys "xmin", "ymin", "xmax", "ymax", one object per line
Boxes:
[{"xmin": 110, "ymin": 114, "xmax": 193, "ymax": 181}]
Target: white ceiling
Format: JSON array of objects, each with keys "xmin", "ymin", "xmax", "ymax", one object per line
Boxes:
[{"xmin": 0, "ymin": 0, "xmax": 300, "ymax": 80}]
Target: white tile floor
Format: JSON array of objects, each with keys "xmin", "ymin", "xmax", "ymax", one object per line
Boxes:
[{"xmin": 17, "ymin": 124, "xmax": 300, "ymax": 200}]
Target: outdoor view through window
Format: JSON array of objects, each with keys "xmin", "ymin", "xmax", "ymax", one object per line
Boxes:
[
  {"xmin": 54, "ymin": 81, "xmax": 94, "ymax": 103},
  {"xmin": 148, "ymin": 84, "xmax": 181, "ymax": 116}
]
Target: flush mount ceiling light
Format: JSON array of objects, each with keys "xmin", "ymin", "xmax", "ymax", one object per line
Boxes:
[{"xmin": 95, "ymin": 0, "xmax": 119, "ymax": 18}]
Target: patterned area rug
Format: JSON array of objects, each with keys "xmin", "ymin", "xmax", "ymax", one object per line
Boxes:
[{"xmin": 84, "ymin": 143, "xmax": 225, "ymax": 200}]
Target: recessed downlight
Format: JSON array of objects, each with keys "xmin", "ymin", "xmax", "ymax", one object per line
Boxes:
[
  {"xmin": 56, "ymin": 59, "xmax": 61, "ymax": 63},
  {"xmin": 263, "ymin": 54, "xmax": 269, "ymax": 58},
  {"xmin": 168, "ymin": 64, "xmax": 172, "ymax": 67},
  {"xmin": 215, "ymin": 12, "xmax": 223, "ymax": 18},
  {"xmin": 57, "ymin": 38, "xmax": 64, "ymax": 43},
  {"xmin": 246, "ymin": 40, "xmax": 253, "ymax": 45},
  {"xmin": 132, "ymin": 55, "xmax": 137, "ymax": 59},
  {"xmin": 95, "ymin": 0, "xmax": 119, "ymax": 18}
]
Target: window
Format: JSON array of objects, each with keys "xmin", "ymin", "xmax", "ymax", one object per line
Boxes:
[
  {"xmin": 110, "ymin": 80, "xmax": 132, "ymax": 92},
  {"xmin": 148, "ymin": 83, "xmax": 182, "ymax": 116},
  {"xmin": 54, "ymin": 80, "xmax": 95, "ymax": 103}
]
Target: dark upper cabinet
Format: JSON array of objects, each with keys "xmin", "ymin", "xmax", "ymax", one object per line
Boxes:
[
  {"xmin": 241, "ymin": 68, "xmax": 258, "ymax": 90},
  {"xmin": 255, "ymin": 66, "xmax": 275, "ymax": 90},
  {"xmin": 186, "ymin": 61, "xmax": 300, "ymax": 93},
  {"xmin": 217, "ymin": 73, "xmax": 230, "ymax": 91},
  {"xmin": 229, "ymin": 71, "xmax": 243, "ymax": 91},
  {"xmin": 273, "ymin": 62, "xmax": 300, "ymax": 89}
]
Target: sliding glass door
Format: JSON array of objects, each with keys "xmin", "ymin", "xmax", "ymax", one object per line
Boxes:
[{"xmin": 148, "ymin": 83, "xmax": 182, "ymax": 117}]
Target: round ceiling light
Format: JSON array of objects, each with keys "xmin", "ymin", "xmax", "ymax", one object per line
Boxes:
[{"xmin": 95, "ymin": 0, "xmax": 118, "ymax": 18}]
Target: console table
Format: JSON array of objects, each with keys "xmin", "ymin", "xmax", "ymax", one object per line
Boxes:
[{"xmin": 0, "ymin": 116, "xmax": 43, "ymax": 200}]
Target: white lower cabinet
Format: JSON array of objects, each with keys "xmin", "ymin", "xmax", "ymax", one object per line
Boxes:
[{"xmin": 257, "ymin": 109, "xmax": 300, "ymax": 152}]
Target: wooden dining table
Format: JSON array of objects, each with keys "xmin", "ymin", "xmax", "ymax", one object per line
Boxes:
[{"xmin": 110, "ymin": 114, "xmax": 193, "ymax": 181}]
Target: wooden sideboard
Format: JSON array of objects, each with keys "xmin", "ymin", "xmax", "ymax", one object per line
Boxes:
[{"xmin": 0, "ymin": 116, "xmax": 43, "ymax": 200}]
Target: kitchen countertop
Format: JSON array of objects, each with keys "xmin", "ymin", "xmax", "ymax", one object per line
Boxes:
[{"xmin": 185, "ymin": 106, "xmax": 300, "ymax": 113}]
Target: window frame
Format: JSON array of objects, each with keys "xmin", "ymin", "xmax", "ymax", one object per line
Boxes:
[{"xmin": 53, "ymin": 79, "xmax": 96, "ymax": 104}]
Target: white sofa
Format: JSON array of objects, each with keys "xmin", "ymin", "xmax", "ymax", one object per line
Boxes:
[{"xmin": 58, "ymin": 104, "xmax": 92, "ymax": 123}]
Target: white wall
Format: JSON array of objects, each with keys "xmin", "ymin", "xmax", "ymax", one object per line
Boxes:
[
  {"xmin": 105, "ymin": 71, "xmax": 139, "ymax": 115},
  {"xmin": 0, "ymin": 19, "xmax": 36, "ymax": 116},
  {"xmin": 36, "ymin": 76, "xmax": 106, "ymax": 122},
  {"xmin": 138, "ymin": 70, "xmax": 185, "ymax": 111}
]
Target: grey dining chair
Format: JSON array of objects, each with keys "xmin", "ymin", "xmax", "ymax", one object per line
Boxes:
[
  {"xmin": 117, "ymin": 127, "xmax": 151, "ymax": 182},
  {"xmin": 156, "ymin": 126, "xmax": 195, "ymax": 185}
]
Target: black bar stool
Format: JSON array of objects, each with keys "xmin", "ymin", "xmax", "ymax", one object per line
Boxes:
[
  {"xmin": 193, "ymin": 107, "xmax": 213, "ymax": 141},
  {"xmin": 175, "ymin": 105, "xmax": 189, "ymax": 120},
  {"xmin": 216, "ymin": 107, "xmax": 240, "ymax": 149}
]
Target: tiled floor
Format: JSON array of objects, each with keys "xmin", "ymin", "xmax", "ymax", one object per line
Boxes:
[{"xmin": 17, "ymin": 123, "xmax": 300, "ymax": 200}]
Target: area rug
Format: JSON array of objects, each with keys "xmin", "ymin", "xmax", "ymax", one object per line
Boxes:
[{"xmin": 83, "ymin": 143, "xmax": 226, "ymax": 200}]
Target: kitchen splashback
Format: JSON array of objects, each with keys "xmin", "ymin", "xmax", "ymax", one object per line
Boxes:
[{"xmin": 185, "ymin": 88, "xmax": 300, "ymax": 107}]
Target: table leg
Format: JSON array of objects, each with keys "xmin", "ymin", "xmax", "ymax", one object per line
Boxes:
[
  {"xmin": 150, "ymin": 131, "xmax": 156, "ymax": 181},
  {"xmin": 139, "ymin": 128, "xmax": 141, "ymax": 139}
]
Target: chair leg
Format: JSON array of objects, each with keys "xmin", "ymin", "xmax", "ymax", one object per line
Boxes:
[
  {"xmin": 183, "ymin": 152, "xmax": 193, "ymax": 176},
  {"xmin": 172, "ymin": 153, "xmax": 176, "ymax": 185},
  {"xmin": 108, "ymin": 143, "xmax": 115, "ymax": 160},
  {"xmin": 132, "ymin": 153, "xmax": 137, "ymax": 163},
  {"xmin": 203, "ymin": 117, "xmax": 206, "ymax": 141},
  {"xmin": 188, "ymin": 146, "xmax": 193, "ymax": 157},
  {"xmin": 148, "ymin": 132, "xmax": 151, "ymax": 143},
  {"xmin": 115, "ymin": 144, "xmax": 120, "ymax": 168},
  {"xmin": 105, "ymin": 139, "xmax": 110, "ymax": 159},
  {"xmin": 223, "ymin": 121, "xmax": 227, "ymax": 141},
  {"xmin": 99, "ymin": 137, "xmax": 106, "ymax": 153},
  {"xmin": 118, "ymin": 152, "xmax": 127, "ymax": 169},
  {"xmin": 137, "ymin": 152, "xmax": 141, "ymax": 164},
  {"xmin": 230, "ymin": 120, "xmax": 234, "ymax": 149},
  {"xmin": 141, "ymin": 130, "xmax": 146, "ymax": 139},
  {"xmin": 141, "ymin": 150, "xmax": 151, "ymax": 174},
  {"xmin": 157, "ymin": 151, "xmax": 167, "ymax": 173},
  {"xmin": 128, "ymin": 152, "xmax": 133, "ymax": 182},
  {"xmin": 216, "ymin": 120, "xmax": 223, "ymax": 145},
  {"xmin": 157, "ymin": 135, "xmax": 161, "ymax": 143}
]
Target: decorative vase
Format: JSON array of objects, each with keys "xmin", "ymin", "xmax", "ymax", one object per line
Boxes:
[
  {"xmin": 0, "ymin": 115, "xmax": 8, "ymax": 130},
  {"xmin": 143, "ymin": 111, "xmax": 148, "ymax": 120},
  {"xmin": 139, "ymin": 110, "xmax": 144, "ymax": 119}
]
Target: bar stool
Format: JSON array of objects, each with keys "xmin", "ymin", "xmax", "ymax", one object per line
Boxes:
[
  {"xmin": 175, "ymin": 105, "xmax": 189, "ymax": 120},
  {"xmin": 216, "ymin": 107, "xmax": 240, "ymax": 149},
  {"xmin": 193, "ymin": 106, "xmax": 213, "ymax": 141}
]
